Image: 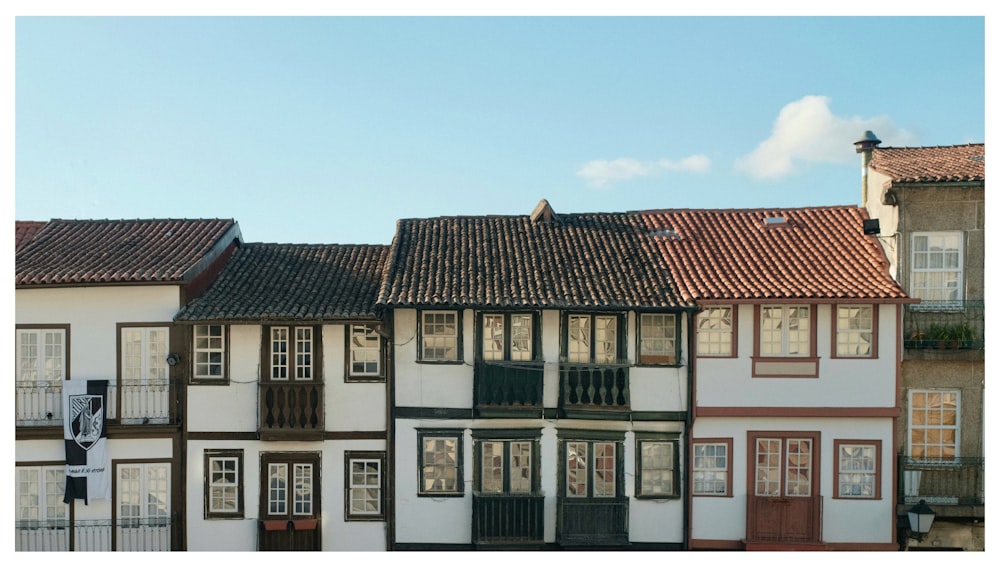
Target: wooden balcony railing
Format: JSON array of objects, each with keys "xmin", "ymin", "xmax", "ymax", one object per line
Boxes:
[
  {"xmin": 259, "ymin": 382, "xmax": 324, "ymax": 440},
  {"xmin": 15, "ymin": 517, "xmax": 175, "ymax": 552},
  {"xmin": 559, "ymin": 364, "xmax": 630, "ymax": 411},
  {"xmin": 557, "ymin": 497, "xmax": 629, "ymax": 546},
  {"xmin": 900, "ymin": 456, "xmax": 985, "ymax": 508},
  {"xmin": 15, "ymin": 379, "xmax": 173, "ymax": 427},
  {"xmin": 474, "ymin": 361, "xmax": 544, "ymax": 414},
  {"xmin": 472, "ymin": 492, "xmax": 545, "ymax": 544}
]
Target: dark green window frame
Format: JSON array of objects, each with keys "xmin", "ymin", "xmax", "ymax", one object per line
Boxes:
[
  {"xmin": 634, "ymin": 433, "xmax": 681, "ymax": 499},
  {"xmin": 561, "ymin": 312, "xmax": 627, "ymax": 364},
  {"xmin": 558, "ymin": 430, "xmax": 625, "ymax": 499},
  {"xmin": 476, "ymin": 311, "xmax": 541, "ymax": 362},
  {"xmin": 418, "ymin": 429, "xmax": 465, "ymax": 497},
  {"xmin": 472, "ymin": 429, "xmax": 542, "ymax": 495}
]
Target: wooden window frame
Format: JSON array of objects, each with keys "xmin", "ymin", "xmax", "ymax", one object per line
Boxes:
[
  {"xmin": 692, "ymin": 438, "xmax": 733, "ymax": 497},
  {"xmin": 561, "ymin": 312, "xmax": 626, "ymax": 364},
  {"xmin": 908, "ymin": 389, "xmax": 961, "ymax": 461},
  {"xmin": 191, "ymin": 324, "xmax": 229, "ymax": 384},
  {"xmin": 635, "ymin": 433, "xmax": 680, "ymax": 499},
  {"xmin": 418, "ymin": 429, "xmax": 465, "ymax": 497},
  {"xmin": 558, "ymin": 430, "xmax": 625, "ymax": 499},
  {"xmin": 344, "ymin": 451, "xmax": 386, "ymax": 521},
  {"xmin": 831, "ymin": 305, "xmax": 879, "ymax": 359},
  {"xmin": 346, "ymin": 324, "xmax": 385, "ymax": 382},
  {"xmin": 477, "ymin": 312, "xmax": 540, "ymax": 362},
  {"xmin": 637, "ymin": 312, "xmax": 680, "ymax": 366},
  {"xmin": 261, "ymin": 325, "xmax": 322, "ymax": 382},
  {"xmin": 696, "ymin": 305, "xmax": 737, "ymax": 358},
  {"xmin": 204, "ymin": 449, "xmax": 244, "ymax": 518},
  {"xmin": 472, "ymin": 429, "xmax": 542, "ymax": 495},
  {"xmin": 833, "ymin": 439, "xmax": 882, "ymax": 500},
  {"xmin": 752, "ymin": 305, "xmax": 819, "ymax": 378},
  {"xmin": 417, "ymin": 310, "xmax": 463, "ymax": 364}
]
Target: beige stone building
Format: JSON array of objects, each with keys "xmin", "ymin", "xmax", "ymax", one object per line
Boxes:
[{"xmin": 857, "ymin": 133, "xmax": 985, "ymax": 550}]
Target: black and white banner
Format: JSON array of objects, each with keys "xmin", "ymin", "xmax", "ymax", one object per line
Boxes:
[{"xmin": 63, "ymin": 379, "xmax": 111, "ymax": 504}]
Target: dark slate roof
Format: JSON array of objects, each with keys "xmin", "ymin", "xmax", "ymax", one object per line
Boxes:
[
  {"xmin": 15, "ymin": 218, "xmax": 240, "ymax": 286},
  {"xmin": 15, "ymin": 221, "xmax": 46, "ymax": 250},
  {"xmin": 870, "ymin": 144, "xmax": 985, "ymax": 183},
  {"xmin": 377, "ymin": 210, "xmax": 690, "ymax": 309},
  {"xmin": 636, "ymin": 206, "xmax": 911, "ymax": 303},
  {"xmin": 175, "ymin": 243, "xmax": 390, "ymax": 322}
]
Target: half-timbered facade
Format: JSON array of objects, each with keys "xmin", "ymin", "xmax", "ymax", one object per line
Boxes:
[
  {"xmin": 639, "ymin": 206, "xmax": 913, "ymax": 551},
  {"xmin": 379, "ymin": 200, "xmax": 696, "ymax": 550},
  {"xmin": 173, "ymin": 242, "xmax": 391, "ymax": 551},
  {"xmin": 15, "ymin": 218, "xmax": 241, "ymax": 551}
]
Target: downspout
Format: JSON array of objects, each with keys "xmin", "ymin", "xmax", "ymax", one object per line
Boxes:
[
  {"xmin": 384, "ymin": 312, "xmax": 396, "ymax": 551},
  {"xmin": 684, "ymin": 307, "xmax": 698, "ymax": 551}
]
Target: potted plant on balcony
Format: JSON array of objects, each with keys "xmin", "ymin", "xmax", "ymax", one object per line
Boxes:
[
  {"xmin": 906, "ymin": 330, "xmax": 928, "ymax": 349},
  {"xmin": 927, "ymin": 324, "xmax": 962, "ymax": 349},
  {"xmin": 955, "ymin": 322, "xmax": 976, "ymax": 349}
]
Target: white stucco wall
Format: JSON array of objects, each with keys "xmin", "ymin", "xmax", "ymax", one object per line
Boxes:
[
  {"xmin": 695, "ymin": 304, "xmax": 899, "ymax": 408},
  {"xmin": 185, "ymin": 439, "xmax": 387, "ymax": 551},
  {"xmin": 187, "ymin": 323, "xmax": 387, "ymax": 433},
  {"xmin": 690, "ymin": 417, "xmax": 896, "ymax": 545},
  {"xmin": 16, "ymin": 286, "xmax": 181, "ymax": 380}
]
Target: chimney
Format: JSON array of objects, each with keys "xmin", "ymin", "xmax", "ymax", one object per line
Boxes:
[{"xmin": 854, "ymin": 131, "xmax": 882, "ymax": 208}]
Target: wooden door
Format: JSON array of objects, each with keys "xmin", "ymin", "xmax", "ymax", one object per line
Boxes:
[
  {"xmin": 747, "ymin": 433, "xmax": 821, "ymax": 543},
  {"xmin": 258, "ymin": 453, "xmax": 320, "ymax": 551}
]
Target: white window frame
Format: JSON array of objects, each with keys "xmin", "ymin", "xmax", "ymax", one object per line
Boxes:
[
  {"xmin": 759, "ymin": 305, "xmax": 811, "ymax": 357},
  {"xmin": 639, "ymin": 313, "xmax": 678, "ymax": 365},
  {"xmin": 908, "ymin": 389, "xmax": 961, "ymax": 461},
  {"xmin": 692, "ymin": 441, "xmax": 730, "ymax": 496},
  {"xmin": 117, "ymin": 462, "xmax": 171, "ymax": 527},
  {"xmin": 836, "ymin": 441, "xmax": 880, "ymax": 499},
  {"xmin": 910, "ymin": 231, "xmax": 963, "ymax": 305},
  {"xmin": 269, "ymin": 326, "xmax": 314, "ymax": 381},
  {"xmin": 348, "ymin": 324, "xmax": 382, "ymax": 379},
  {"xmin": 193, "ymin": 324, "xmax": 226, "ymax": 380},
  {"xmin": 16, "ymin": 465, "xmax": 68, "ymax": 526},
  {"xmin": 206, "ymin": 451, "xmax": 242, "ymax": 517},
  {"xmin": 121, "ymin": 327, "xmax": 170, "ymax": 384},
  {"xmin": 835, "ymin": 305, "xmax": 876, "ymax": 358},
  {"xmin": 346, "ymin": 453, "xmax": 384, "ymax": 519},
  {"xmin": 17, "ymin": 328, "xmax": 67, "ymax": 382},
  {"xmin": 420, "ymin": 310, "xmax": 460, "ymax": 362},
  {"xmin": 696, "ymin": 306, "xmax": 734, "ymax": 357}
]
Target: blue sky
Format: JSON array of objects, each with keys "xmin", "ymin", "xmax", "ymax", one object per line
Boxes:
[{"xmin": 11, "ymin": 13, "xmax": 987, "ymax": 246}]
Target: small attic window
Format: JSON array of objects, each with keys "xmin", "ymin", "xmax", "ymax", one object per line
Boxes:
[
  {"xmin": 649, "ymin": 228, "xmax": 680, "ymax": 240},
  {"xmin": 970, "ymin": 156, "xmax": 984, "ymax": 162},
  {"xmin": 764, "ymin": 216, "xmax": 789, "ymax": 228}
]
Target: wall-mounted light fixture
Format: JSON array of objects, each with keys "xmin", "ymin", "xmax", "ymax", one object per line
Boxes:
[
  {"xmin": 907, "ymin": 499, "xmax": 937, "ymax": 542},
  {"xmin": 166, "ymin": 354, "xmax": 181, "ymax": 366}
]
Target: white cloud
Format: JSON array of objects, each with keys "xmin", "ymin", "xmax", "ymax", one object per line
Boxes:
[
  {"xmin": 577, "ymin": 154, "xmax": 711, "ymax": 188},
  {"xmin": 734, "ymin": 95, "xmax": 916, "ymax": 180}
]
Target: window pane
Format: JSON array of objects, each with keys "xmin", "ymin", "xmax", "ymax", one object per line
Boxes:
[
  {"xmin": 482, "ymin": 315, "xmax": 504, "ymax": 361},
  {"xmin": 593, "ymin": 442, "xmax": 616, "ymax": 497},
  {"xmin": 480, "ymin": 441, "xmax": 504, "ymax": 493},
  {"xmin": 509, "ymin": 441, "xmax": 532, "ymax": 494},
  {"xmin": 697, "ymin": 307, "xmax": 733, "ymax": 356},
  {"xmin": 567, "ymin": 316, "xmax": 591, "ymax": 363},
  {"xmin": 640, "ymin": 313, "xmax": 676, "ymax": 363},
  {"xmin": 423, "ymin": 312, "xmax": 458, "ymax": 360},
  {"xmin": 640, "ymin": 441, "xmax": 674, "ymax": 496},
  {"xmin": 566, "ymin": 442, "xmax": 588, "ymax": 497},
  {"xmin": 510, "ymin": 315, "xmax": 533, "ymax": 361}
]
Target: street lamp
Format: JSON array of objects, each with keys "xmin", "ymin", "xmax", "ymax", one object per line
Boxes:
[{"xmin": 907, "ymin": 499, "xmax": 937, "ymax": 542}]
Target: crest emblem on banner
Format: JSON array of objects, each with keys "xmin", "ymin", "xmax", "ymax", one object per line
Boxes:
[{"xmin": 69, "ymin": 393, "xmax": 105, "ymax": 450}]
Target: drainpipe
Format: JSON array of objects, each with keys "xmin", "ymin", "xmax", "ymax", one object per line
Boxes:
[
  {"xmin": 854, "ymin": 130, "xmax": 882, "ymax": 208},
  {"xmin": 684, "ymin": 308, "xmax": 698, "ymax": 551}
]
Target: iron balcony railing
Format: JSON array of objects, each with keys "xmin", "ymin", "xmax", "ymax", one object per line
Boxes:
[
  {"xmin": 14, "ymin": 517, "xmax": 175, "ymax": 552},
  {"xmin": 472, "ymin": 492, "xmax": 545, "ymax": 544},
  {"xmin": 899, "ymin": 456, "xmax": 985, "ymax": 507},
  {"xmin": 473, "ymin": 360, "xmax": 544, "ymax": 413},
  {"xmin": 259, "ymin": 381, "xmax": 324, "ymax": 440},
  {"xmin": 559, "ymin": 363, "xmax": 630, "ymax": 410},
  {"xmin": 557, "ymin": 497, "xmax": 629, "ymax": 546},
  {"xmin": 15, "ymin": 379, "xmax": 174, "ymax": 426},
  {"xmin": 903, "ymin": 300, "xmax": 984, "ymax": 351}
]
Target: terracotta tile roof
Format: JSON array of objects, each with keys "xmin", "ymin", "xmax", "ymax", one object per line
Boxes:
[
  {"xmin": 176, "ymin": 243, "xmax": 390, "ymax": 321},
  {"xmin": 870, "ymin": 144, "xmax": 985, "ymax": 183},
  {"xmin": 636, "ymin": 206, "xmax": 910, "ymax": 303},
  {"xmin": 378, "ymin": 210, "xmax": 690, "ymax": 309},
  {"xmin": 15, "ymin": 221, "xmax": 46, "ymax": 250},
  {"xmin": 16, "ymin": 218, "xmax": 240, "ymax": 286}
]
